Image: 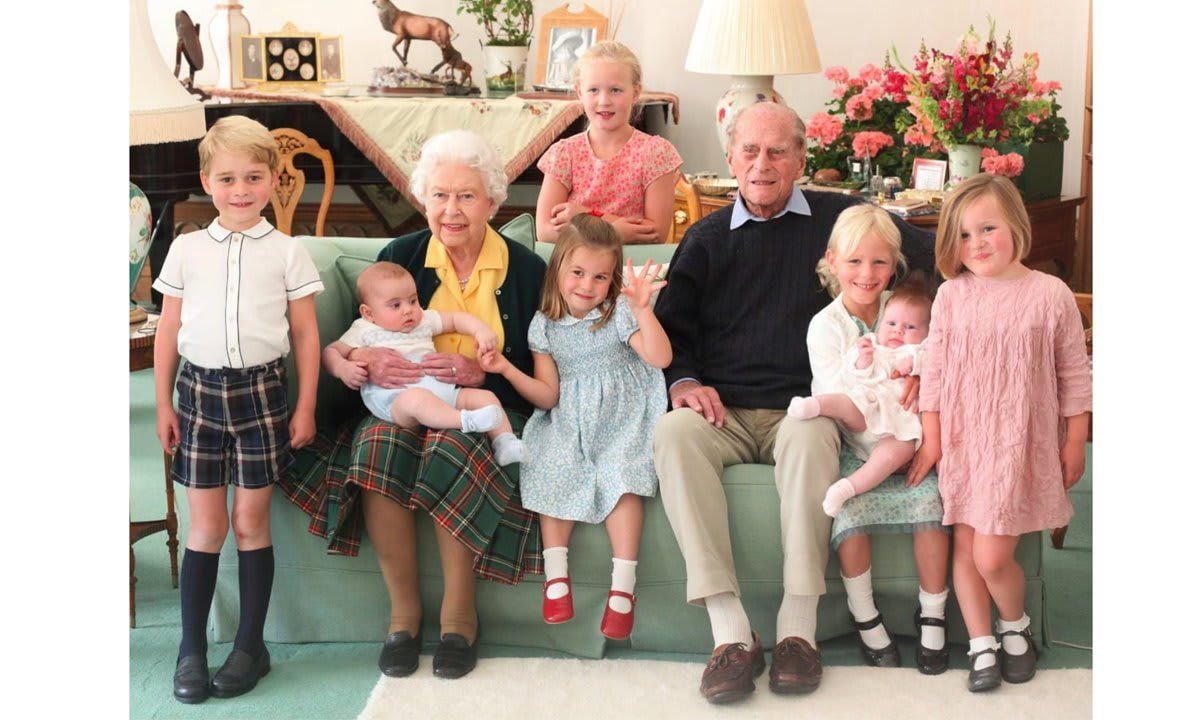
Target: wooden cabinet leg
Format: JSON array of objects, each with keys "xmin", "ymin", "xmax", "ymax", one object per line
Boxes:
[
  {"xmin": 130, "ymin": 545, "xmax": 137, "ymax": 629},
  {"xmin": 1050, "ymin": 525, "xmax": 1068, "ymax": 549},
  {"xmin": 164, "ymin": 451, "xmax": 180, "ymax": 588}
]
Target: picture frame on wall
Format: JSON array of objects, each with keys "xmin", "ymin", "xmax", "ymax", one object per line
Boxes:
[
  {"xmin": 240, "ymin": 35, "xmax": 266, "ymax": 82},
  {"xmin": 318, "ymin": 37, "xmax": 343, "ymax": 81},
  {"xmin": 912, "ymin": 158, "xmax": 948, "ymax": 190},
  {"xmin": 533, "ymin": 3, "xmax": 608, "ymax": 90}
]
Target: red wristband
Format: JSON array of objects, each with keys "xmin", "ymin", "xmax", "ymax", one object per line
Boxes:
[{"xmin": 588, "ymin": 208, "xmax": 604, "ymax": 217}]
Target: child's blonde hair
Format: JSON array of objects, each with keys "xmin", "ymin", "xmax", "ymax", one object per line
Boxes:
[
  {"xmin": 356, "ymin": 261, "xmax": 413, "ymax": 304},
  {"xmin": 816, "ymin": 203, "xmax": 907, "ymax": 296},
  {"xmin": 541, "ymin": 214, "xmax": 624, "ymax": 331},
  {"xmin": 572, "ymin": 40, "xmax": 643, "ymax": 88},
  {"xmin": 935, "ymin": 174, "xmax": 1031, "ymax": 279},
  {"xmin": 198, "ymin": 115, "xmax": 279, "ymax": 175}
]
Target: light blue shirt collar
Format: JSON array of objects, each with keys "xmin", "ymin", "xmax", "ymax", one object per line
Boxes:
[{"xmin": 729, "ymin": 187, "xmax": 811, "ymax": 230}]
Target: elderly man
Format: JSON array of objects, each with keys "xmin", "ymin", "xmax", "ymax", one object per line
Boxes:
[{"xmin": 652, "ymin": 102, "xmax": 934, "ymax": 703}]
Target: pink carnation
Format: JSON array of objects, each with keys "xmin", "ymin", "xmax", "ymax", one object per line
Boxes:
[
  {"xmin": 852, "ymin": 131, "xmax": 894, "ymax": 158},
  {"xmin": 806, "ymin": 112, "xmax": 845, "ymax": 147},
  {"xmin": 981, "ymin": 150, "xmax": 1025, "ymax": 177},
  {"xmin": 846, "ymin": 93, "xmax": 875, "ymax": 120},
  {"xmin": 824, "ymin": 66, "xmax": 850, "ymax": 84},
  {"xmin": 858, "ymin": 63, "xmax": 884, "ymax": 83}
]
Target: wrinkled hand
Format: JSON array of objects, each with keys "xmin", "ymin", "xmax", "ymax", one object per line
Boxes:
[
  {"xmin": 620, "ymin": 258, "xmax": 667, "ymax": 311},
  {"xmin": 421, "ymin": 352, "xmax": 485, "ymax": 387},
  {"xmin": 611, "ymin": 217, "xmax": 659, "ymax": 243},
  {"xmin": 289, "ymin": 411, "xmax": 316, "ymax": 449},
  {"xmin": 906, "ymin": 438, "xmax": 939, "ymax": 486},
  {"xmin": 334, "ymin": 359, "xmax": 369, "ymax": 390},
  {"xmin": 363, "ymin": 346, "xmax": 424, "ymax": 388},
  {"xmin": 550, "ymin": 201, "xmax": 585, "ymax": 227},
  {"xmin": 893, "ymin": 355, "xmax": 915, "ymax": 377},
  {"xmin": 474, "ymin": 329, "xmax": 499, "ymax": 355},
  {"xmin": 478, "ymin": 348, "xmax": 510, "ymax": 375},
  {"xmin": 1060, "ymin": 438, "xmax": 1086, "ymax": 490},
  {"xmin": 156, "ymin": 406, "xmax": 180, "ymax": 454},
  {"xmin": 894, "ymin": 372, "xmax": 921, "ymax": 411},
  {"xmin": 670, "ymin": 381, "xmax": 726, "ymax": 428}
]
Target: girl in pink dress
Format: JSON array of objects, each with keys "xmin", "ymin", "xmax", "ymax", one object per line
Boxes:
[
  {"xmin": 909, "ymin": 174, "xmax": 1091, "ymax": 693},
  {"xmin": 535, "ymin": 41, "xmax": 682, "ymax": 244}
]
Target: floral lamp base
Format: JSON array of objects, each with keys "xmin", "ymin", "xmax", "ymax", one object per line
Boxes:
[
  {"xmin": 130, "ymin": 182, "xmax": 153, "ymax": 324},
  {"xmin": 713, "ymin": 75, "xmax": 783, "ymax": 151}
]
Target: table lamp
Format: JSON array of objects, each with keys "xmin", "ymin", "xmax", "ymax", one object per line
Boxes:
[
  {"xmin": 129, "ymin": 0, "xmax": 207, "ymax": 318},
  {"xmin": 685, "ymin": 0, "xmax": 822, "ymax": 150}
]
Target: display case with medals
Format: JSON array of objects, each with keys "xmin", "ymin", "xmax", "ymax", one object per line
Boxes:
[{"xmin": 239, "ymin": 22, "xmax": 342, "ymax": 89}]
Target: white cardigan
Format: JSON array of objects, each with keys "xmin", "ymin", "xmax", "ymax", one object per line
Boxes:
[{"xmin": 807, "ymin": 290, "xmax": 890, "ymax": 397}]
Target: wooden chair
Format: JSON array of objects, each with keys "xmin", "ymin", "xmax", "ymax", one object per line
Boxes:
[
  {"xmin": 269, "ymin": 127, "xmax": 334, "ymax": 236},
  {"xmin": 1050, "ymin": 292, "xmax": 1093, "ymax": 550},
  {"xmin": 668, "ymin": 175, "xmax": 702, "ymax": 244}
]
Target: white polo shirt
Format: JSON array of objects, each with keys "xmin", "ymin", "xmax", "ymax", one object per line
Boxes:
[{"xmin": 153, "ymin": 218, "xmax": 324, "ymax": 369}]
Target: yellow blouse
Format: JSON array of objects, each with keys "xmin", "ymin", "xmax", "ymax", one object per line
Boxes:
[{"xmin": 425, "ymin": 225, "xmax": 509, "ymax": 357}]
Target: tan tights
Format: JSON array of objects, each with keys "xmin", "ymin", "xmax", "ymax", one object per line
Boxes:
[{"xmin": 362, "ymin": 491, "xmax": 478, "ymax": 643}]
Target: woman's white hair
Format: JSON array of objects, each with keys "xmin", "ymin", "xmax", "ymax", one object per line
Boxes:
[{"xmin": 409, "ymin": 130, "xmax": 508, "ymax": 217}]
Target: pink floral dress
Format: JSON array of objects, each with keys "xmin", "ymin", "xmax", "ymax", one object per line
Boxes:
[
  {"xmin": 918, "ymin": 270, "xmax": 1092, "ymax": 535},
  {"xmin": 537, "ymin": 129, "xmax": 682, "ymax": 219}
]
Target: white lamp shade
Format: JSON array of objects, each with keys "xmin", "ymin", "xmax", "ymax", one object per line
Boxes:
[
  {"xmin": 686, "ymin": 0, "xmax": 822, "ymax": 76},
  {"xmin": 129, "ymin": 0, "xmax": 207, "ymax": 145}
]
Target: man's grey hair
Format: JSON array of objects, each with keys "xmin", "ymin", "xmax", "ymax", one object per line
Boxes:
[
  {"xmin": 725, "ymin": 103, "xmax": 807, "ymax": 155},
  {"xmin": 410, "ymin": 130, "xmax": 508, "ymax": 217}
]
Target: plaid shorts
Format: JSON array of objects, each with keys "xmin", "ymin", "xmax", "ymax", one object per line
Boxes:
[{"xmin": 171, "ymin": 358, "xmax": 293, "ymax": 489}]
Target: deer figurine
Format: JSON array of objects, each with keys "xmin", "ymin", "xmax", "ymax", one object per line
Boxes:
[
  {"xmin": 430, "ymin": 43, "xmax": 473, "ymax": 87},
  {"xmin": 372, "ymin": 0, "xmax": 455, "ymax": 67}
]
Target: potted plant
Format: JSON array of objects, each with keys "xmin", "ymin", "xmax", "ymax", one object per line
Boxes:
[
  {"xmin": 457, "ymin": 0, "xmax": 534, "ymax": 94},
  {"xmin": 998, "ymin": 78, "xmax": 1070, "ymax": 200}
]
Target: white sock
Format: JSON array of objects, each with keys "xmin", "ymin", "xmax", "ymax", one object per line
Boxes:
[
  {"xmin": 492, "ymin": 432, "xmax": 526, "ymax": 466},
  {"xmin": 822, "ymin": 478, "xmax": 857, "ymax": 517},
  {"xmin": 787, "ymin": 396, "xmax": 821, "ymax": 420},
  {"xmin": 776, "ymin": 594, "xmax": 819, "ymax": 646},
  {"xmin": 997, "ymin": 613, "xmax": 1031, "ymax": 655},
  {"xmin": 917, "ymin": 587, "xmax": 949, "ymax": 650},
  {"xmin": 969, "ymin": 635, "xmax": 1001, "ymax": 670},
  {"xmin": 843, "ymin": 568, "xmax": 891, "ymax": 650},
  {"xmin": 609, "ymin": 558, "xmax": 637, "ymax": 613},
  {"xmin": 460, "ymin": 405, "xmax": 502, "ymax": 433},
  {"xmin": 542, "ymin": 546, "xmax": 569, "ymax": 599},
  {"xmin": 704, "ymin": 592, "xmax": 753, "ymax": 649}
]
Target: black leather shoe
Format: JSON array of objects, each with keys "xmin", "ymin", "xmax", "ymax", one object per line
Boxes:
[
  {"xmin": 914, "ymin": 611, "xmax": 950, "ymax": 675},
  {"xmin": 173, "ymin": 654, "xmax": 210, "ymax": 704},
  {"xmin": 211, "ymin": 647, "xmax": 271, "ymax": 698},
  {"xmin": 379, "ymin": 630, "xmax": 423, "ymax": 677},
  {"xmin": 853, "ymin": 613, "xmax": 901, "ymax": 667},
  {"xmin": 998, "ymin": 625, "xmax": 1038, "ymax": 683},
  {"xmin": 432, "ymin": 633, "xmax": 478, "ymax": 679},
  {"xmin": 967, "ymin": 648, "xmax": 1002, "ymax": 693}
]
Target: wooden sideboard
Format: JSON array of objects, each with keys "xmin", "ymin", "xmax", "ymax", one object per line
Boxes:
[{"xmin": 672, "ymin": 188, "xmax": 1086, "ymax": 283}]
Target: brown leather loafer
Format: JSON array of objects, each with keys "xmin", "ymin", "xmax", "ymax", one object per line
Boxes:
[
  {"xmin": 768, "ymin": 636, "xmax": 823, "ymax": 694},
  {"xmin": 700, "ymin": 631, "xmax": 765, "ymax": 704}
]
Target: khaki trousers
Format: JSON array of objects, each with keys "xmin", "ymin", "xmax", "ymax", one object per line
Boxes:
[{"xmin": 653, "ymin": 407, "xmax": 841, "ymax": 604}]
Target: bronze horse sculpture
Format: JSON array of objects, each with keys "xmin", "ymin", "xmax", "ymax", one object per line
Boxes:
[{"xmin": 372, "ymin": 0, "xmax": 455, "ymax": 67}]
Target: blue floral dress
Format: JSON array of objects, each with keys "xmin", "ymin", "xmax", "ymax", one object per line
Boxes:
[{"xmin": 520, "ymin": 296, "xmax": 667, "ymax": 523}]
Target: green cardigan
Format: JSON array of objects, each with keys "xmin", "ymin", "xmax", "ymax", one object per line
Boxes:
[{"xmin": 377, "ymin": 228, "xmax": 547, "ymax": 416}]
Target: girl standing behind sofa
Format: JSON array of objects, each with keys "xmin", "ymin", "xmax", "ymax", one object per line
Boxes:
[
  {"xmin": 535, "ymin": 40, "xmax": 682, "ymax": 244},
  {"xmin": 907, "ymin": 174, "xmax": 1091, "ymax": 693},
  {"xmin": 480, "ymin": 215, "xmax": 671, "ymax": 640}
]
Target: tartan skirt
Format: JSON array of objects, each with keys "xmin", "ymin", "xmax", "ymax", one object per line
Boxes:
[{"xmin": 278, "ymin": 409, "xmax": 543, "ymax": 584}]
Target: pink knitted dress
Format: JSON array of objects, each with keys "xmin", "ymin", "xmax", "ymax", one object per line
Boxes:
[{"xmin": 918, "ymin": 270, "xmax": 1092, "ymax": 535}]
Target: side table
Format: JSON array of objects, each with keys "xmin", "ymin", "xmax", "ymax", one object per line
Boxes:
[{"xmin": 130, "ymin": 315, "xmax": 180, "ymax": 628}]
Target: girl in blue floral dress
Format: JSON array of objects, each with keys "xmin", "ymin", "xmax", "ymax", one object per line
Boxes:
[{"xmin": 479, "ymin": 215, "xmax": 671, "ymax": 640}]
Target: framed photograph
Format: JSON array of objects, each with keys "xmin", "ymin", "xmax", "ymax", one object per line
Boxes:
[
  {"xmin": 318, "ymin": 37, "xmax": 343, "ymax": 82},
  {"xmin": 534, "ymin": 3, "xmax": 608, "ymax": 90},
  {"xmin": 239, "ymin": 35, "xmax": 266, "ymax": 82},
  {"xmin": 912, "ymin": 158, "xmax": 948, "ymax": 190}
]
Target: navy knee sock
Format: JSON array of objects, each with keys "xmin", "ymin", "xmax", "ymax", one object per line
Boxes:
[
  {"xmin": 233, "ymin": 546, "xmax": 275, "ymax": 658},
  {"xmin": 178, "ymin": 548, "xmax": 221, "ymax": 661}
]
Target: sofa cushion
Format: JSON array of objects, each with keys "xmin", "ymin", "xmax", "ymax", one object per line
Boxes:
[{"xmin": 498, "ymin": 212, "xmax": 537, "ymax": 251}]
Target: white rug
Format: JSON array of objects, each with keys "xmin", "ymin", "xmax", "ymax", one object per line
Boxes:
[{"xmin": 359, "ymin": 657, "xmax": 1092, "ymax": 720}]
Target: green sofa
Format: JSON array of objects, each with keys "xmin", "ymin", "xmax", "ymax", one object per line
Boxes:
[{"xmin": 207, "ymin": 216, "xmax": 1048, "ymax": 657}]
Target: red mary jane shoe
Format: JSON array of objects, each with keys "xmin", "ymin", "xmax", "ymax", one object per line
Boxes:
[
  {"xmin": 543, "ymin": 577, "xmax": 574, "ymax": 624},
  {"xmin": 600, "ymin": 590, "xmax": 636, "ymax": 640}
]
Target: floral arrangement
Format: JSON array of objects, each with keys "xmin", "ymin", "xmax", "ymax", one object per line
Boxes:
[
  {"xmin": 805, "ymin": 60, "xmax": 938, "ymax": 185},
  {"xmin": 980, "ymin": 147, "xmax": 1024, "ymax": 177}
]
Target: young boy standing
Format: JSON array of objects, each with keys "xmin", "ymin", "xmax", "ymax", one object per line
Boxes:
[{"xmin": 152, "ymin": 115, "xmax": 323, "ymax": 704}]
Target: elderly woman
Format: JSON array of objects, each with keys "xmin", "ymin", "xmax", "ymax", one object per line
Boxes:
[{"xmin": 282, "ymin": 130, "xmax": 546, "ymax": 680}]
